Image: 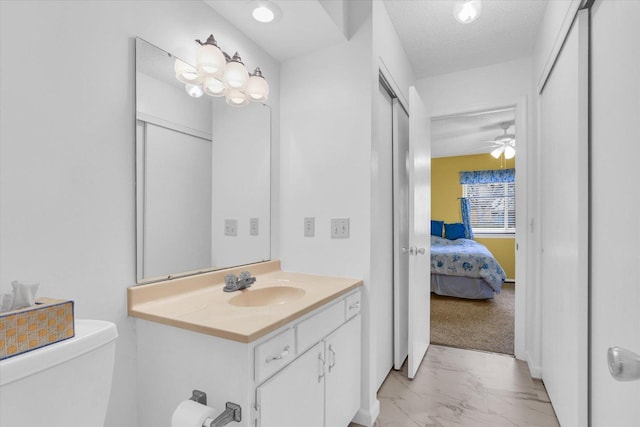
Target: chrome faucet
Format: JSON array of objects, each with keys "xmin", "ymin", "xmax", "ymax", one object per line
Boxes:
[{"xmin": 223, "ymin": 271, "xmax": 256, "ymax": 292}]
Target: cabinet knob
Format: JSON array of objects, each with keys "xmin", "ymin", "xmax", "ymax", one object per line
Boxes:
[
  {"xmin": 348, "ymin": 301, "xmax": 360, "ymax": 310},
  {"xmin": 266, "ymin": 345, "xmax": 290, "ymax": 363}
]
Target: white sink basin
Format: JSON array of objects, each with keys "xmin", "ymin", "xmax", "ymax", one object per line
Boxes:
[{"xmin": 228, "ymin": 286, "xmax": 306, "ymax": 307}]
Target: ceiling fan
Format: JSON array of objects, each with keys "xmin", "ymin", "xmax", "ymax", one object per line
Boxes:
[{"xmin": 485, "ymin": 122, "xmax": 516, "ymax": 159}]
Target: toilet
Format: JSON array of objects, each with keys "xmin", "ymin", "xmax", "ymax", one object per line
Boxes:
[{"xmin": 0, "ymin": 319, "xmax": 118, "ymax": 427}]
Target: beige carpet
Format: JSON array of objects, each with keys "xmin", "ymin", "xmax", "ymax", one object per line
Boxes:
[{"xmin": 430, "ymin": 283, "xmax": 514, "ymax": 355}]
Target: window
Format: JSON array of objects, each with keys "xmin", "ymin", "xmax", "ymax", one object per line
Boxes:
[{"xmin": 460, "ymin": 169, "xmax": 515, "ymax": 234}]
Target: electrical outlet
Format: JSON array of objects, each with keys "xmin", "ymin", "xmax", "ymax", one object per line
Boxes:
[
  {"xmin": 224, "ymin": 219, "xmax": 238, "ymax": 236},
  {"xmin": 330, "ymin": 218, "xmax": 350, "ymax": 239},
  {"xmin": 304, "ymin": 217, "xmax": 315, "ymax": 237},
  {"xmin": 249, "ymin": 218, "xmax": 259, "ymax": 236}
]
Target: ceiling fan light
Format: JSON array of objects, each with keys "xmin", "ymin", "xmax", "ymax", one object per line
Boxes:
[
  {"xmin": 491, "ymin": 147, "xmax": 504, "ymax": 159},
  {"xmin": 504, "ymin": 145, "xmax": 516, "ymax": 159}
]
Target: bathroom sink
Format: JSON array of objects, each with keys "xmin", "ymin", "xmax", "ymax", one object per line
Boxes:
[{"xmin": 228, "ymin": 286, "xmax": 306, "ymax": 307}]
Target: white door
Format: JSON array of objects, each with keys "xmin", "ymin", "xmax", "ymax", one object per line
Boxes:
[
  {"xmin": 256, "ymin": 342, "xmax": 324, "ymax": 427},
  {"xmin": 393, "ymin": 98, "xmax": 410, "ymax": 370},
  {"xmin": 407, "ymin": 87, "xmax": 430, "ymax": 379},
  {"xmin": 539, "ymin": 10, "xmax": 589, "ymax": 426},
  {"xmin": 590, "ymin": 0, "xmax": 640, "ymax": 424},
  {"xmin": 325, "ymin": 316, "xmax": 362, "ymax": 427},
  {"xmin": 374, "ymin": 79, "xmax": 394, "ymax": 388}
]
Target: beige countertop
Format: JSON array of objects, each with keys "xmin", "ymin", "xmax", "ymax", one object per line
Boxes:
[{"xmin": 128, "ymin": 260, "xmax": 362, "ymax": 343}]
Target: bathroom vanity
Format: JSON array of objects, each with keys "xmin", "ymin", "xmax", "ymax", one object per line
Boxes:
[{"xmin": 128, "ymin": 260, "xmax": 362, "ymax": 427}]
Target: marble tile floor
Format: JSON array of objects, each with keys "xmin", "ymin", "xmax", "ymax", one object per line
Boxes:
[{"xmin": 354, "ymin": 345, "xmax": 559, "ymax": 427}]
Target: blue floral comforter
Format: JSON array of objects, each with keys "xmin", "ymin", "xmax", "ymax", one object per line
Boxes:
[{"xmin": 430, "ymin": 236, "xmax": 506, "ymax": 292}]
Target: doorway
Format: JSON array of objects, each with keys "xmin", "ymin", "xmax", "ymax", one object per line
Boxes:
[{"xmin": 428, "ymin": 103, "xmax": 527, "ymax": 358}]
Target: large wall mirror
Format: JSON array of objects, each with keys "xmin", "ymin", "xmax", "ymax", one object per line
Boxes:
[{"xmin": 135, "ymin": 37, "xmax": 271, "ymax": 284}]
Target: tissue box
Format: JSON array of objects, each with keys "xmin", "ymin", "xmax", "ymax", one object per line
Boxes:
[{"xmin": 0, "ymin": 298, "xmax": 74, "ymax": 360}]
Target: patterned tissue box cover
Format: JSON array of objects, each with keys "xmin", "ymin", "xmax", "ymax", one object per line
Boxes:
[{"xmin": 0, "ymin": 298, "xmax": 74, "ymax": 360}]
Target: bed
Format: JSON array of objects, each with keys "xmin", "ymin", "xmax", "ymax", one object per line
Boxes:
[{"xmin": 430, "ymin": 235, "xmax": 506, "ymax": 299}]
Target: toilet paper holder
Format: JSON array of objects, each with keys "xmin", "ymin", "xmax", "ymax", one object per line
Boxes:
[{"xmin": 189, "ymin": 390, "xmax": 241, "ymax": 427}]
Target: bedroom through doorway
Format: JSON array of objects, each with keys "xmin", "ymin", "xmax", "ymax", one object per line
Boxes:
[{"xmin": 429, "ymin": 106, "xmax": 520, "ymax": 356}]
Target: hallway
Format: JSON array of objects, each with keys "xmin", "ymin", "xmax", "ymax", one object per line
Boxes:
[{"xmin": 374, "ymin": 345, "xmax": 558, "ymax": 426}]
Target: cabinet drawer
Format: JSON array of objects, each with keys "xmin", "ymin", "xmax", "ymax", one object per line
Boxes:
[
  {"xmin": 297, "ymin": 300, "xmax": 345, "ymax": 353},
  {"xmin": 345, "ymin": 291, "xmax": 361, "ymax": 319},
  {"xmin": 255, "ymin": 328, "xmax": 296, "ymax": 383}
]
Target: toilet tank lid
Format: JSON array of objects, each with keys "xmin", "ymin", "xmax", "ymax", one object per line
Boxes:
[{"xmin": 0, "ymin": 319, "xmax": 118, "ymax": 386}]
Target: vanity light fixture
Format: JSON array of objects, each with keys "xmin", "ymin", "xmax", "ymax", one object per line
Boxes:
[
  {"xmin": 454, "ymin": 0, "xmax": 482, "ymax": 24},
  {"xmin": 174, "ymin": 34, "xmax": 269, "ymax": 105}
]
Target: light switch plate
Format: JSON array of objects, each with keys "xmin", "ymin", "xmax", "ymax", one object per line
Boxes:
[
  {"xmin": 331, "ymin": 218, "xmax": 350, "ymax": 239},
  {"xmin": 224, "ymin": 219, "xmax": 238, "ymax": 236},
  {"xmin": 304, "ymin": 217, "xmax": 315, "ymax": 237},
  {"xmin": 249, "ymin": 218, "xmax": 259, "ymax": 236}
]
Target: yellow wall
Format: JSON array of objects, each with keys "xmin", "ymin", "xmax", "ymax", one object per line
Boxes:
[{"xmin": 431, "ymin": 153, "xmax": 516, "ymax": 280}]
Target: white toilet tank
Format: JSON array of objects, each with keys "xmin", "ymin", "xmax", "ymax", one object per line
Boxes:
[{"xmin": 0, "ymin": 319, "xmax": 118, "ymax": 427}]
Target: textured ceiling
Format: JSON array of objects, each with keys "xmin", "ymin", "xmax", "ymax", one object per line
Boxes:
[
  {"xmin": 204, "ymin": 0, "xmax": 346, "ymax": 62},
  {"xmin": 431, "ymin": 108, "xmax": 516, "ymax": 158},
  {"xmin": 383, "ymin": 0, "xmax": 547, "ymax": 78}
]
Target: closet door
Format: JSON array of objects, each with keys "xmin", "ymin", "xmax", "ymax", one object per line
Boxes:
[
  {"xmin": 590, "ymin": 0, "xmax": 640, "ymax": 424},
  {"xmin": 539, "ymin": 10, "xmax": 589, "ymax": 427}
]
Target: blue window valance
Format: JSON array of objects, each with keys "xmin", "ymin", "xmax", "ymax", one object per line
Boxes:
[{"xmin": 459, "ymin": 168, "xmax": 515, "ymax": 184}]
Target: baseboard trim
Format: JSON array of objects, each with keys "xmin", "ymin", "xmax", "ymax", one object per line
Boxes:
[
  {"xmin": 526, "ymin": 351, "xmax": 542, "ymax": 378},
  {"xmin": 352, "ymin": 399, "xmax": 381, "ymax": 427}
]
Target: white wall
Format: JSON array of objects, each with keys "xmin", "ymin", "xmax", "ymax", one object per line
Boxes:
[
  {"xmin": 0, "ymin": 2, "xmax": 279, "ymax": 426},
  {"xmin": 279, "ymin": 1, "xmax": 376, "ymax": 422}
]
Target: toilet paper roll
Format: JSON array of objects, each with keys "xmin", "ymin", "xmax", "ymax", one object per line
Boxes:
[{"xmin": 171, "ymin": 399, "xmax": 220, "ymax": 427}]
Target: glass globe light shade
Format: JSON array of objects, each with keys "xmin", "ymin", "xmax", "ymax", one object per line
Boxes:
[
  {"xmin": 203, "ymin": 76, "xmax": 226, "ymax": 97},
  {"xmin": 174, "ymin": 59, "xmax": 200, "ymax": 84},
  {"xmin": 454, "ymin": 0, "xmax": 482, "ymax": 24},
  {"xmin": 196, "ymin": 43, "xmax": 226, "ymax": 76},
  {"xmin": 504, "ymin": 145, "xmax": 516, "ymax": 159},
  {"xmin": 223, "ymin": 56, "xmax": 249, "ymax": 89},
  {"xmin": 246, "ymin": 73, "xmax": 269, "ymax": 102},
  {"xmin": 185, "ymin": 83, "xmax": 204, "ymax": 98},
  {"xmin": 225, "ymin": 88, "xmax": 249, "ymax": 107},
  {"xmin": 491, "ymin": 147, "xmax": 504, "ymax": 159}
]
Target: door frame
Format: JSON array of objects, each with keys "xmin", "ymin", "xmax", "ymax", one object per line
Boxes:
[{"xmin": 430, "ymin": 96, "xmax": 528, "ymax": 361}]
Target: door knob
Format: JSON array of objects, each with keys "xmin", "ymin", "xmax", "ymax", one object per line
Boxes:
[
  {"xmin": 401, "ymin": 247, "xmax": 409, "ymax": 254},
  {"xmin": 608, "ymin": 347, "xmax": 640, "ymax": 381},
  {"xmin": 416, "ymin": 247, "xmax": 426, "ymax": 255}
]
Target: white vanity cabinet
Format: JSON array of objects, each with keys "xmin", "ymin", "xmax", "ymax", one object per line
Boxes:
[
  {"xmin": 256, "ymin": 315, "xmax": 362, "ymax": 427},
  {"xmin": 134, "ymin": 286, "xmax": 362, "ymax": 427}
]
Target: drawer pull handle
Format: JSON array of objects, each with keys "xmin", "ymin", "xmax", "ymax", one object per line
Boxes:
[
  {"xmin": 348, "ymin": 301, "xmax": 360, "ymax": 310},
  {"xmin": 328, "ymin": 345, "xmax": 336, "ymax": 372},
  {"xmin": 266, "ymin": 345, "xmax": 290, "ymax": 363}
]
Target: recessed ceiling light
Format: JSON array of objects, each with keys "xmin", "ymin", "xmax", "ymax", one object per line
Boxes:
[
  {"xmin": 454, "ymin": 0, "xmax": 482, "ymax": 24},
  {"xmin": 250, "ymin": 1, "xmax": 282, "ymax": 24}
]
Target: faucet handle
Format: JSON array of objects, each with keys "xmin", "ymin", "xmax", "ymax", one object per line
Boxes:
[
  {"xmin": 239, "ymin": 271, "xmax": 252, "ymax": 281},
  {"xmin": 224, "ymin": 274, "xmax": 237, "ymax": 287}
]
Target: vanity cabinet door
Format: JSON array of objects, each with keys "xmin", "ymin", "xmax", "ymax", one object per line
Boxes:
[
  {"xmin": 256, "ymin": 342, "xmax": 324, "ymax": 427},
  {"xmin": 325, "ymin": 314, "xmax": 362, "ymax": 427}
]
